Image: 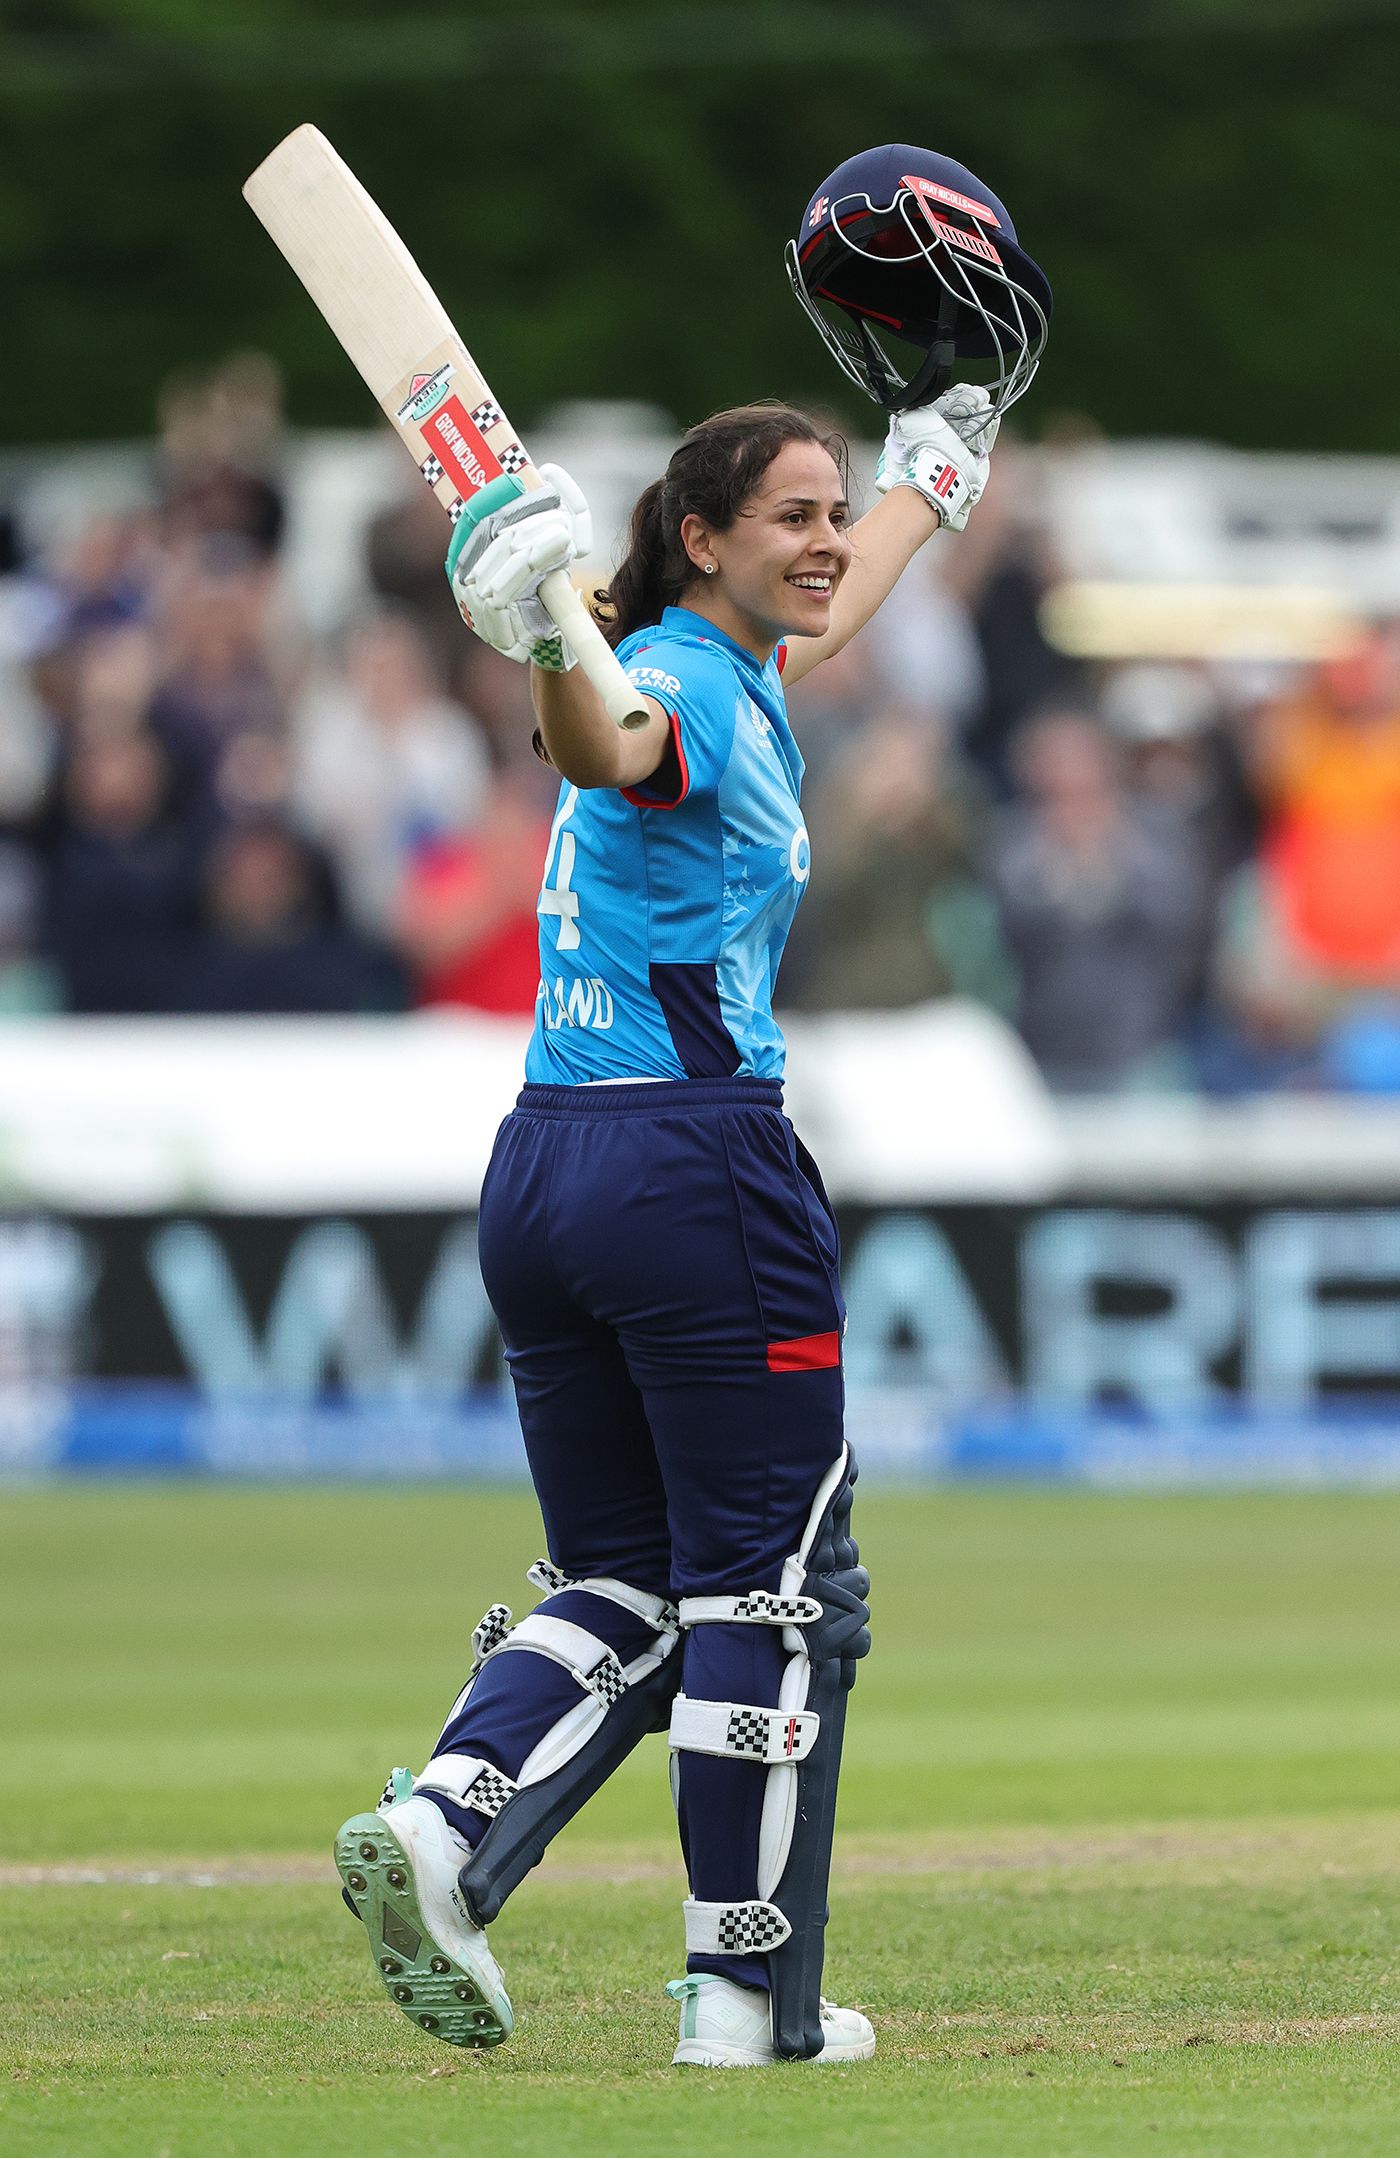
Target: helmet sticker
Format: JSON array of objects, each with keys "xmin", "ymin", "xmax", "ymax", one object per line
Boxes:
[{"xmin": 901, "ymin": 174, "xmax": 1002, "ymax": 228}]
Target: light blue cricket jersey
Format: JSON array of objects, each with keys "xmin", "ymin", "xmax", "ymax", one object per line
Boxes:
[{"xmin": 525, "ymin": 605, "xmax": 811, "ymax": 1084}]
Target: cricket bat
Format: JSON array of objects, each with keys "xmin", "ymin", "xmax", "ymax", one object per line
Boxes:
[{"xmin": 243, "ymin": 124, "xmax": 648, "ymax": 730}]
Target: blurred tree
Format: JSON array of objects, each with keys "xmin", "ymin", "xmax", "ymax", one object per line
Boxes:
[{"xmin": 2, "ymin": 0, "xmax": 1398, "ymax": 450}]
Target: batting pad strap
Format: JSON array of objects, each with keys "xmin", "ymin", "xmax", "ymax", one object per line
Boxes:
[
  {"xmin": 496, "ymin": 1613, "xmax": 628, "ymax": 1706},
  {"xmin": 470, "ymin": 1601, "xmax": 513, "ymax": 1671},
  {"xmin": 683, "ymin": 1898, "xmax": 793, "ymax": 1956},
  {"xmin": 414, "ymin": 1752, "xmax": 519, "ymax": 1819},
  {"xmin": 678, "ymin": 1591, "xmax": 823, "ymax": 1628},
  {"xmin": 526, "ymin": 1560, "xmax": 679, "ymax": 1633},
  {"xmin": 669, "ymin": 1693, "xmax": 820, "ymax": 1765}
]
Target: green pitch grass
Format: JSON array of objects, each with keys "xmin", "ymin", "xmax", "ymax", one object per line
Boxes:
[{"xmin": 2, "ymin": 1484, "xmax": 1398, "ymax": 2156}]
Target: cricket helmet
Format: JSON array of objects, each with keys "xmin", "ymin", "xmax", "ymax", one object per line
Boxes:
[{"xmin": 787, "ymin": 144, "xmax": 1052, "ymax": 417}]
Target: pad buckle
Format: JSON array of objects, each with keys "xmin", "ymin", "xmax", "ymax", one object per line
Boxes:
[
  {"xmin": 669, "ymin": 1694, "xmax": 819, "ymax": 1764},
  {"xmin": 683, "ymin": 1897, "xmax": 793, "ymax": 1955}
]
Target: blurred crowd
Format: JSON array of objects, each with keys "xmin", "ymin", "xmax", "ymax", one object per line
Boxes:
[
  {"xmin": 4, "ymin": 355, "xmax": 1400, "ymax": 1098},
  {"xmin": 0, "ymin": 357, "xmax": 555, "ymax": 1026}
]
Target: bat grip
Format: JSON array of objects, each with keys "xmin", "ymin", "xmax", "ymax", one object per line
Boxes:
[{"xmin": 539, "ymin": 570, "xmax": 650, "ymax": 731}]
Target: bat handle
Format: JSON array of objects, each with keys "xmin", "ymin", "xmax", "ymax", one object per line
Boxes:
[{"xmin": 539, "ymin": 570, "xmax": 651, "ymax": 731}]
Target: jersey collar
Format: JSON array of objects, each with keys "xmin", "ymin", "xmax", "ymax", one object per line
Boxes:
[{"xmin": 660, "ymin": 606, "xmax": 782, "ymax": 690}]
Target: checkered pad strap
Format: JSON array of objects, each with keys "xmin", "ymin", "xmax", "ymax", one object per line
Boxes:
[
  {"xmin": 415, "ymin": 1751, "xmax": 519, "ymax": 1819},
  {"xmin": 497, "ymin": 1613, "xmax": 628, "ymax": 1707},
  {"xmin": 527, "ymin": 1558, "xmax": 573, "ymax": 1595},
  {"xmin": 669, "ymin": 1693, "xmax": 819, "ymax": 1765},
  {"xmin": 684, "ymin": 1897, "xmax": 793, "ymax": 1956},
  {"xmin": 678, "ymin": 1591, "xmax": 823, "ymax": 1627},
  {"xmin": 470, "ymin": 1601, "xmax": 513, "ymax": 1672},
  {"xmin": 526, "ymin": 1560, "xmax": 680, "ymax": 1635}
]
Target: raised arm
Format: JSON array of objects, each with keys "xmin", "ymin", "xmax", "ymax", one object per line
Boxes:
[{"xmin": 532, "ymin": 668, "xmax": 671, "ymax": 791}]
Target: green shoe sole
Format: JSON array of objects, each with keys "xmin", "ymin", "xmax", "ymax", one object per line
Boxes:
[{"xmin": 334, "ymin": 1810, "xmax": 511, "ymax": 2049}]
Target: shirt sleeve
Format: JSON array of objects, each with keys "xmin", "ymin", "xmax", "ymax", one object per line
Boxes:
[{"xmin": 619, "ymin": 644, "xmax": 737, "ymax": 808}]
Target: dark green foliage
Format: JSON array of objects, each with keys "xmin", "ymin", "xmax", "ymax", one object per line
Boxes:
[{"xmin": 2, "ymin": 3, "xmax": 1398, "ymax": 447}]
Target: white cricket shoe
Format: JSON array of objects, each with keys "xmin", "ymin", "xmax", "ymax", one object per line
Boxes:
[
  {"xmin": 334, "ymin": 1794, "xmax": 513, "ymax": 2048},
  {"xmin": 668, "ymin": 1973, "xmax": 875, "ymax": 2066}
]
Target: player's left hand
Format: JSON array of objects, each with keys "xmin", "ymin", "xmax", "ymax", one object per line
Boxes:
[
  {"xmin": 875, "ymin": 385, "xmax": 998, "ymax": 534},
  {"xmin": 447, "ymin": 463, "xmax": 593, "ymax": 670}
]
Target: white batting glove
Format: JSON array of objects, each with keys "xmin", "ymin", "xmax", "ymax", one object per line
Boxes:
[
  {"xmin": 875, "ymin": 385, "xmax": 999, "ymax": 534},
  {"xmin": 447, "ymin": 462, "xmax": 592, "ymax": 670}
]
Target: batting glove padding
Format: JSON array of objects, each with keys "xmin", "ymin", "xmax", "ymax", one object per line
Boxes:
[
  {"xmin": 875, "ymin": 384, "xmax": 998, "ymax": 534},
  {"xmin": 447, "ymin": 463, "xmax": 593, "ymax": 669}
]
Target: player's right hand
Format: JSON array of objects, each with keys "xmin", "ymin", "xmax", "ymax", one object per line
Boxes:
[
  {"xmin": 875, "ymin": 385, "xmax": 998, "ymax": 534},
  {"xmin": 447, "ymin": 463, "xmax": 592, "ymax": 670}
]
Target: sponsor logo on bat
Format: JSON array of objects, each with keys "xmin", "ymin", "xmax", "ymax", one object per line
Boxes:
[
  {"xmin": 421, "ymin": 397, "xmax": 503, "ymax": 500},
  {"xmin": 396, "ymin": 363, "xmax": 454, "ymax": 425}
]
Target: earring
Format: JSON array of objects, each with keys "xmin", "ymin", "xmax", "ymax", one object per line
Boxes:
[{"xmin": 704, "ymin": 563, "xmax": 716, "ymax": 576}]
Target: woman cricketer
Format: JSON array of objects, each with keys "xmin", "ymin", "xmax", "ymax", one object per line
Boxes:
[{"xmin": 333, "ymin": 145, "xmax": 1049, "ymax": 2068}]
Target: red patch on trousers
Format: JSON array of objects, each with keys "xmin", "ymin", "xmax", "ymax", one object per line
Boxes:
[{"xmin": 766, "ymin": 1331, "xmax": 841, "ymax": 1374}]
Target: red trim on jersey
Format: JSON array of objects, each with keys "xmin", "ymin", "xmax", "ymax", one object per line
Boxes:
[
  {"xmin": 621, "ymin": 707, "xmax": 691, "ymax": 809},
  {"xmin": 767, "ymin": 1331, "xmax": 841, "ymax": 1374},
  {"xmin": 776, "ymin": 642, "xmax": 788, "ymax": 675}
]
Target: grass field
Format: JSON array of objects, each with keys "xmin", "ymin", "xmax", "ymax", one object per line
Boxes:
[{"xmin": 2, "ymin": 1483, "xmax": 1398, "ymax": 2156}]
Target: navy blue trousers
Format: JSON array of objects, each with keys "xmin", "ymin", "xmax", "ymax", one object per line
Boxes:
[{"xmin": 433, "ymin": 1077, "xmax": 847, "ymax": 1989}]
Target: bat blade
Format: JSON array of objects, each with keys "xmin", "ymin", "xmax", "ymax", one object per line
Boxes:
[{"xmin": 243, "ymin": 124, "xmax": 647, "ymax": 727}]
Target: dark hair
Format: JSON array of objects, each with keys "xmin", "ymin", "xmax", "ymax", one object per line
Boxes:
[{"xmin": 596, "ymin": 402, "xmax": 849, "ymax": 647}]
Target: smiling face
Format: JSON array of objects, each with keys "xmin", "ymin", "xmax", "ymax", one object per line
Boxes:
[{"xmin": 680, "ymin": 439, "xmax": 852, "ymax": 657}]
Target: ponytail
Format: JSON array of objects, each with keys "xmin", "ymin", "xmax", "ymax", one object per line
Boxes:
[
  {"xmin": 595, "ymin": 402, "xmax": 848, "ymax": 648},
  {"xmin": 596, "ymin": 478, "xmax": 676, "ymax": 650}
]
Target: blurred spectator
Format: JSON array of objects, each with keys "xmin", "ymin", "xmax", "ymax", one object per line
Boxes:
[
  {"xmin": 49, "ymin": 510, "xmax": 154, "ymax": 640},
  {"xmin": 148, "ymin": 533, "xmax": 290, "ymax": 790},
  {"xmin": 292, "ymin": 609, "xmax": 491, "ymax": 939},
  {"xmin": 866, "ymin": 553, "xmax": 986, "ymax": 743},
  {"xmin": 988, "ymin": 710, "xmax": 1201, "ymax": 1093},
  {"xmin": 155, "ymin": 352, "xmax": 287, "ymax": 561},
  {"xmin": 0, "ymin": 842, "xmax": 60, "ymax": 1015},
  {"xmin": 1205, "ymin": 629, "xmax": 1400, "ymax": 1089},
  {"xmin": 0, "ymin": 516, "xmax": 61, "ymax": 821},
  {"xmin": 159, "ymin": 463, "xmax": 286, "ymax": 564},
  {"xmin": 394, "ymin": 772, "xmax": 550, "ymax": 1014},
  {"xmin": 452, "ymin": 643, "xmax": 553, "ymax": 782},
  {"xmin": 1101, "ymin": 661, "xmax": 1261, "ymax": 1013},
  {"xmin": 1249, "ymin": 629, "xmax": 1400, "ymax": 978},
  {"xmin": 365, "ymin": 483, "xmax": 466, "ymax": 682},
  {"xmin": 781, "ymin": 710, "xmax": 1013, "ymax": 1014},
  {"xmin": 1103, "ymin": 663, "xmax": 1259, "ymax": 881},
  {"xmin": 185, "ymin": 818, "xmax": 401, "ymax": 1015},
  {"xmin": 784, "ymin": 629, "xmax": 895, "ymax": 796},
  {"xmin": 943, "ymin": 444, "xmax": 1084, "ymax": 790},
  {"xmin": 40, "ymin": 717, "xmax": 211, "ymax": 1014},
  {"xmin": 157, "ymin": 352, "xmax": 286, "ymax": 479}
]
